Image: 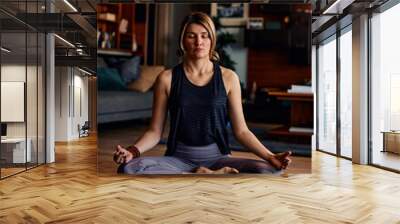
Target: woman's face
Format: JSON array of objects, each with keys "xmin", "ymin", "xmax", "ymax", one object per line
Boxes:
[{"xmin": 182, "ymin": 23, "xmax": 211, "ymax": 59}]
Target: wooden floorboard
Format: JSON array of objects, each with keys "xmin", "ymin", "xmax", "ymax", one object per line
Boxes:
[{"xmin": 1, "ymin": 134, "xmax": 400, "ymax": 223}]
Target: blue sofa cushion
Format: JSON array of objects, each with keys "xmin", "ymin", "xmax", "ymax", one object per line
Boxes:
[
  {"xmin": 97, "ymin": 67, "xmax": 126, "ymax": 91},
  {"xmin": 120, "ymin": 56, "xmax": 141, "ymax": 84}
]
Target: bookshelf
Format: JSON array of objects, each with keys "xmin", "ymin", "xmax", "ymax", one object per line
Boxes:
[
  {"xmin": 267, "ymin": 91, "xmax": 313, "ymax": 144},
  {"xmin": 97, "ymin": 3, "xmax": 147, "ymax": 57}
]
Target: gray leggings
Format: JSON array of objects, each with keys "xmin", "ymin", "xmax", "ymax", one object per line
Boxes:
[{"xmin": 119, "ymin": 142, "xmax": 281, "ymax": 174}]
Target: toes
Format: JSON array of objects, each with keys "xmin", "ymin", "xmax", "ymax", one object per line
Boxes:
[
  {"xmin": 223, "ymin": 167, "xmax": 239, "ymax": 174},
  {"xmin": 231, "ymin": 168, "xmax": 239, "ymax": 174},
  {"xmin": 195, "ymin": 166, "xmax": 212, "ymax": 174}
]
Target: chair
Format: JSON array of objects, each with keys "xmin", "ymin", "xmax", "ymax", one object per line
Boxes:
[{"xmin": 78, "ymin": 121, "xmax": 90, "ymax": 138}]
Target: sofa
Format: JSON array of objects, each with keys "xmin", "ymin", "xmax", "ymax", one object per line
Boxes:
[
  {"xmin": 98, "ymin": 90, "xmax": 153, "ymax": 124},
  {"xmin": 97, "ymin": 56, "xmax": 165, "ymax": 124}
]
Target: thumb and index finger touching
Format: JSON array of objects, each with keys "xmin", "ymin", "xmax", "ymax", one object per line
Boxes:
[
  {"xmin": 278, "ymin": 150, "xmax": 292, "ymax": 158},
  {"xmin": 284, "ymin": 150, "xmax": 292, "ymax": 157},
  {"xmin": 115, "ymin": 145, "xmax": 125, "ymax": 153}
]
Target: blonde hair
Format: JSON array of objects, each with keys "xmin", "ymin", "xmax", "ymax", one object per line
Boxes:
[{"xmin": 177, "ymin": 12, "xmax": 219, "ymax": 61}]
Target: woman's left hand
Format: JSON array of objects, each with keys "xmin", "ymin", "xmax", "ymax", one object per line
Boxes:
[{"xmin": 267, "ymin": 151, "xmax": 292, "ymax": 170}]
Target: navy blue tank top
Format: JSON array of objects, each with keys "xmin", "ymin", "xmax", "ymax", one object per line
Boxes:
[{"xmin": 165, "ymin": 62, "xmax": 230, "ymax": 156}]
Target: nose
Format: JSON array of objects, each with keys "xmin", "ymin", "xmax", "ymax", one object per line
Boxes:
[{"xmin": 195, "ymin": 36, "xmax": 202, "ymax": 46}]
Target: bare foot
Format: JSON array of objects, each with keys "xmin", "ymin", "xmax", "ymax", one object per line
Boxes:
[{"xmin": 195, "ymin": 166, "xmax": 239, "ymax": 174}]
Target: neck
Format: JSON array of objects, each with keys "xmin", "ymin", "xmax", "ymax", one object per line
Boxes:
[{"xmin": 183, "ymin": 57, "xmax": 213, "ymax": 76}]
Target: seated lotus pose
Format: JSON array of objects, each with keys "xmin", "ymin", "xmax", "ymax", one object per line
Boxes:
[{"xmin": 113, "ymin": 12, "xmax": 292, "ymax": 174}]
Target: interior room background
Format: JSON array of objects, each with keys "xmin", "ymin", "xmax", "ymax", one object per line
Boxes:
[
  {"xmin": 0, "ymin": 2, "xmax": 46, "ymax": 179},
  {"xmin": 96, "ymin": 3, "xmax": 313, "ymax": 175}
]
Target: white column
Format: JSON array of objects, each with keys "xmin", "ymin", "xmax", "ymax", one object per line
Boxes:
[
  {"xmin": 352, "ymin": 14, "xmax": 369, "ymax": 164},
  {"xmin": 45, "ymin": 0, "xmax": 55, "ymax": 163},
  {"xmin": 46, "ymin": 33, "xmax": 55, "ymax": 163}
]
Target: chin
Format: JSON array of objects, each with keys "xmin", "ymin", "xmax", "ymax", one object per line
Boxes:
[{"xmin": 191, "ymin": 53, "xmax": 209, "ymax": 60}]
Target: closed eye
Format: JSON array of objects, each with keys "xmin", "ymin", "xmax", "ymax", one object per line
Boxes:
[{"xmin": 185, "ymin": 32, "xmax": 210, "ymax": 39}]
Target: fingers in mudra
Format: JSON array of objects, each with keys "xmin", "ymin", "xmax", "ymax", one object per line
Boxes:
[
  {"xmin": 113, "ymin": 145, "xmax": 126, "ymax": 164},
  {"xmin": 113, "ymin": 152, "xmax": 124, "ymax": 164},
  {"xmin": 276, "ymin": 151, "xmax": 292, "ymax": 169}
]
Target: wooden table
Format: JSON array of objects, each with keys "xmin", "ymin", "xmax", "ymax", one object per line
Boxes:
[{"xmin": 267, "ymin": 91, "xmax": 313, "ymax": 143}]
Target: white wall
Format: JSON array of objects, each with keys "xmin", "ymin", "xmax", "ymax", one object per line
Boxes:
[
  {"xmin": 55, "ymin": 66, "xmax": 70, "ymax": 141},
  {"xmin": 55, "ymin": 67, "xmax": 89, "ymax": 141},
  {"xmin": 1, "ymin": 64, "xmax": 45, "ymax": 164},
  {"xmin": 1, "ymin": 65, "xmax": 38, "ymax": 138}
]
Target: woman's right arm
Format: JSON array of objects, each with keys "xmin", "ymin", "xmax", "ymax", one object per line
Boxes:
[
  {"xmin": 114, "ymin": 70, "xmax": 171, "ymax": 164},
  {"xmin": 131, "ymin": 70, "xmax": 171, "ymax": 154}
]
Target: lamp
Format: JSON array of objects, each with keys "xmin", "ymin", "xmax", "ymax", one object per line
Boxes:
[
  {"xmin": 63, "ymin": 0, "xmax": 78, "ymax": 12},
  {"xmin": 1, "ymin": 47, "xmax": 11, "ymax": 53},
  {"xmin": 78, "ymin": 67, "xmax": 93, "ymax": 76},
  {"xmin": 54, "ymin": 34, "xmax": 75, "ymax": 48},
  {"xmin": 322, "ymin": 0, "xmax": 354, "ymax": 15}
]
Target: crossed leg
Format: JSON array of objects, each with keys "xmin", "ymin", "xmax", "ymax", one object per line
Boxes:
[
  {"xmin": 118, "ymin": 156, "xmax": 242, "ymax": 175},
  {"xmin": 119, "ymin": 156, "xmax": 197, "ymax": 174},
  {"xmin": 209, "ymin": 157, "xmax": 282, "ymax": 174}
]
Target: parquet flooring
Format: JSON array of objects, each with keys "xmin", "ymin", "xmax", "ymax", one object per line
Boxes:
[{"xmin": 1, "ymin": 134, "xmax": 400, "ymax": 223}]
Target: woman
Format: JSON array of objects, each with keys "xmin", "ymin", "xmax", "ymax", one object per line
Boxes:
[{"xmin": 113, "ymin": 12, "xmax": 291, "ymax": 174}]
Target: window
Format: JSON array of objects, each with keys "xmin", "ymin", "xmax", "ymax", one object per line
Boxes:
[
  {"xmin": 339, "ymin": 28, "xmax": 352, "ymax": 158},
  {"xmin": 370, "ymin": 2, "xmax": 400, "ymax": 171},
  {"xmin": 0, "ymin": 1, "xmax": 46, "ymax": 179},
  {"xmin": 317, "ymin": 36, "xmax": 337, "ymax": 154}
]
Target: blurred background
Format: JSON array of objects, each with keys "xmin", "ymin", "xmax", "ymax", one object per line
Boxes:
[{"xmin": 96, "ymin": 3, "xmax": 313, "ymax": 175}]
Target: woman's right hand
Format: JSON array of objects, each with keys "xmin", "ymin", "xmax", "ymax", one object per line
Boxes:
[{"xmin": 113, "ymin": 145, "xmax": 133, "ymax": 164}]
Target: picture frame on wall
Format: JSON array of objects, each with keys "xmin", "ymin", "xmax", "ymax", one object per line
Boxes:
[{"xmin": 211, "ymin": 3, "xmax": 249, "ymax": 26}]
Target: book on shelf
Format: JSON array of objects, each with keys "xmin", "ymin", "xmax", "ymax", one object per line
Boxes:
[
  {"xmin": 98, "ymin": 13, "xmax": 116, "ymax": 22},
  {"xmin": 289, "ymin": 126, "xmax": 313, "ymax": 133},
  {"xmin": 97, "ymin": 48, "xmax": 132, "ymax": 56},
  {"xmin": 287, "ymin": 84, "xmax": 312, "ymax": 94},
  {"xmin": 119, "ymin": 19, "xmax": 129, "ymax": 34}
]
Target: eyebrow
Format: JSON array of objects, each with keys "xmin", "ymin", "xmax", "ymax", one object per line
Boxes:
[{"xmin": 186, "ymin": 31, "xmax": 209, "ymax": 35}]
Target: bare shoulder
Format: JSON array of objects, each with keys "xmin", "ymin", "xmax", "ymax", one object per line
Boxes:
[
  {"xmin": 156, "ymin": 68, "xmax": 173, "ymax": 96},
  {"xmin": 157, "ymin": 69, "xmax": 173, "ymax": 84},
  {"xmin": 220, "ymin": 66, "xmax": 240, "ymax": 93}
]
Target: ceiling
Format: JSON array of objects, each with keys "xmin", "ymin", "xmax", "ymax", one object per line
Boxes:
[
  {"xmin": 0, "ymin": 0, "xmax": 97, "ymax": 71},
  {"xmin": 311, "ymin": 0, "xmax": 390, "ymax": 42}
]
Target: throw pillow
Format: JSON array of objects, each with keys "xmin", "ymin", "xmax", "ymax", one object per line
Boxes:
[
  {"xmin": 127, "ymin": 65, "xmax": 165, "ymax": 92},
  {"xmin": 119, "ymin": 56, "xmax": 141, "ymax": 84},
  {"xmin": 97, "ymin": 56, "xmax": 108, "ymax": 68},
  {"xmin": 97, "ymin": 67, "xmax": 126, "ymax": 91},
  {"xmin": 103, "ymin": 56, "xmax": 121, "ymax": 68}
]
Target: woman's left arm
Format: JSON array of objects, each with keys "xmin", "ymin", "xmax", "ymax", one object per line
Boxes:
[{"xmin": 225, "ymin": 70, "xmax": 291, "ymax": 169}]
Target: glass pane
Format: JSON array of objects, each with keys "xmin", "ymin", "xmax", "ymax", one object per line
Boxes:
[
  {"xmin": 1, "ymin": 31, "xmax": 27, "ymax": 177},
  {"xmin": 339, "ymin": 29, "xmax": 352, "ymax": 158},
  {"xmin": 318, "ymin": 37, "xmax": 337, "ymax": 154},
  {"xmin": 27, "ymin": 31, "xmax": 38, "ymax": 169},
  {"xmin": 371, "ymin": 3, "xmax": 400, "ymax": 171}
]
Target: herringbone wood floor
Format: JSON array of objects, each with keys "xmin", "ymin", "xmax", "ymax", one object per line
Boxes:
[{"xmin": 1, "ymin": 135, "xmax": 400, "ymax": 223}]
